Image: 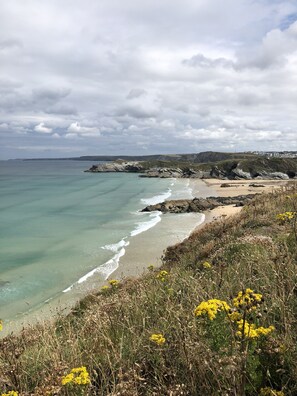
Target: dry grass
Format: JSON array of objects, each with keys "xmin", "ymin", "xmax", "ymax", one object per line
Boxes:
[{"xmin": 1, "ymin": 184, "xmax": 297, "ymax": 395}]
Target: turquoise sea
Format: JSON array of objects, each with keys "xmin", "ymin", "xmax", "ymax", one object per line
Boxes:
[{"xmin": 0, "ymin": 160, "xmax": 194, "ymax": 324}]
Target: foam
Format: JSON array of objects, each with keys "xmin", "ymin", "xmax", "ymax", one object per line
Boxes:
[
  {"xmin": 63, "ymin": 240, "xmax": 129, "ymax": 292},
  {"xmin": 130, "ymin": 211, "xmax": 162, "ymax": 237},
  {"xmin": 141, "ymin": 188, "xmax": 172, "ymax": 205}
]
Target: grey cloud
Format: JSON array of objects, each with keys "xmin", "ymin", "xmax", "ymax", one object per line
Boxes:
[
  {"xmin": 1, "ymin": 0, "xmax": 297, "ymax": 158},
  {"xmin": 183, "ymin": 54, "xmax": 234, "ymax": 68},
  {"xmin": 117, "ymin": 94, "xmax": 161, "ymax": 119},
  {"xmin": 126, "ymin": 89, "xmax": 147, "ymax": 99},
  {"xmin": 45, "ymin": 104, "xmax": 77, "ymax": 115},
  {"xmin": 32, "ymin": 87, "xmax": 71, "ymax": 103},
  {"xmin": 0, "ymin": 39, "xmax": 22, "ymax": 51}
]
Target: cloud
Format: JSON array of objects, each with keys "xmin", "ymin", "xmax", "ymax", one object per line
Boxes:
[
  {"xmin": 34, "ymin": 122, "xmax": 52, "ymax": 133},
  {"xmin": 1, "ymin": 0, "xmax": 297, "ymax": 158},
  {"xmin": 45, "ymin": 104, "xmax": 77, "ymax": 115},
  {"xmin": 126, "ymin": 89, "xmax": 147, "ymax": 99},
  {"xmin": 183, "ymin": 54, "xmax": 234, "ymax": 68},
  {"xmin": 236, "ymin": 20, "xmax": 297, "ymax": 69},
  {"xmin": 67, "ymin": 122, "xmax": 100, "ymax": 136}
]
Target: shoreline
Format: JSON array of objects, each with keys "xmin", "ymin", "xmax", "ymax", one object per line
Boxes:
[{"xmin": 1, "ymin": 178, "xmax": 288, "ymax": 337}]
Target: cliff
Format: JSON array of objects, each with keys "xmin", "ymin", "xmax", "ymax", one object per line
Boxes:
[{"xmin": 86, "ymin": 156, "xmax": 297, "ymax": 180}]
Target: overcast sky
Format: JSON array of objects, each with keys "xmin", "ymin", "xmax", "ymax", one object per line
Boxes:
[{"xmin": 0, "ymin": 0, "xmax": 297, "ymax": 159}]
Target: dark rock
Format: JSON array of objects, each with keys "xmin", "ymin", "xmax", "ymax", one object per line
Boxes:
[
  {"xmin": 142, "ymin": 194, "xmax": 257, "ymax": 213},
  {"xmin": 249, "ymin": 183, "xmax": 265, "ymax": 187},
  {"xmin": 220, "ymin": 183, "xmax": 232, "ymax": 188}
]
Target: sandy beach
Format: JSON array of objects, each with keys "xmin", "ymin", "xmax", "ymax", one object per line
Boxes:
[{"xmin": 203, "ymin": 178, "xmax": 289, "ymax": 197}]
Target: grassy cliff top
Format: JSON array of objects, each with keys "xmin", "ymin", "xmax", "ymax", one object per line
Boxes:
[{"xmin": 1, "ymin": 184, "xmax": 297, "ymax": 395}]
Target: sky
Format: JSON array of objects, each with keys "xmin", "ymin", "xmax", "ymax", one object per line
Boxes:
[{"xmin": 0, "ymin": 0, "xmax": 297, "ymax": 159}]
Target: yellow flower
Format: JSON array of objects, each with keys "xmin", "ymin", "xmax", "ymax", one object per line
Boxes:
[
  {"xmin": 228, "ymin": 311, "xmax": 242, "ymax": 322},
  {"xmin": 202, "ymin": 261, "xmax": 212, "ymax": 269},
  {"xmin": 259, "ymin": 387, "xmax": 284, "ymax": 396},
  {"xmin": 108, "ymin": 279, "xmax": 119, "ymax": 287},
  {"xmin": 147, "ymin": 265, "xmax": 154, "ymax": 271},
  {"xmin": 236, "ymin": 319, "xmax": 274, "ymax": 339},
  {"xmin": 61, "ymin": 366, "xmax": 90, "ymax": 386},
  {"xmin": 101, "ymin": 285, "xmax": 110, "ymax": 291},
  {"xmin": 194, "ymin": 299, "xmax": 231, "ymax": 320},
  {"xmin": 156, "ymin": 270, "xmax": 169, "ymax": 282},
  {"xmin": 0, "ymin": 320, "xmax": 3, "ymax": 331},
  {"xmin": 61, "ymin": 373, "xmax": 74, "ymax": 385},
  {"xmin": 233, "ymin": 289, "xmax": 263, "ymax": 311},
  {"xmin": 276, "ymin": 211, "xmax": 296, "ymax": 222},
  {"xmin": 149, "ymin": 333, "xmax": 166, "ymax": 345},
  {"xmin": 1, "ymin": 392, "xmax": 18, "ymax": 396}
]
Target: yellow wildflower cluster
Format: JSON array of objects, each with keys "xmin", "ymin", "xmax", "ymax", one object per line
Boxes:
[
  {"xmin": 0, "ymin": 320, "xmax": 2, "ymax": 331},
  {"xmin": 156, "ymin": 270, "xmax": 169, "ymax": 282},
  {"xmin": 233, "ymin": 288, "xmax": 263, "ymax": 311},
  {"xmin": 202, "ymin": 261, "xmax": 212, "ymax": 269},
  {"xmin": 1, "ymin": 392, "xmax": 18, "ymax": 396},
  {"xmin": 149, "ymin": 333, "xmax": 166, "ymax": 345},
  {"xmin": 108, "ymin": 279, "xmax": 119, "ymax": 287},
  {"xmin": 195, "ymin": 289, "xmax": 275, "ymax": 340},
  {"xmin": 236, "ymin": 319, "xmax": 274, "ymax": 339},
  {"xmin": 194, "ymin": 299, "xmax": 231, "ymax": 320},
  {"xmin": 276, "ymin": 211, "xmax": 296, "ymax": 222},
  {"xmin": 259, "ymin": 387, "xmax": 285, "ymax": 396},
  {"xmin": 101, "ymin": 285, "xmax": 110, "ymax": 292},
  {"xmin": 61, "ymin": 366, "xmax": 91, "ymax": 386}
]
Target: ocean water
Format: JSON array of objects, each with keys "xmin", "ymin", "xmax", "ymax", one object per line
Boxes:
[{"xmin": 0, "ymin": 160, "xmax": 194, "ymax": 323}]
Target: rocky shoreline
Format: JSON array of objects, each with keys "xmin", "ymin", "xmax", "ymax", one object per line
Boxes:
[
  {"xmin": 141, "ymin": 194, "xmax": 256, "ymax": 213},
  {"xmin": 85, "ymin": 160, "xmax": 296, "ymax": 180}
]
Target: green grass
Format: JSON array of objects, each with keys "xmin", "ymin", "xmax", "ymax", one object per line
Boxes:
[{"xmin": 1, "ymin": 185, "xmax": 297, "ymax": 395}]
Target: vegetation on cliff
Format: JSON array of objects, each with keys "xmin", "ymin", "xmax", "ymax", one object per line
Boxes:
[{"xmin": 0, "ymin": 184, "xmax": 297, "ymax": 395}]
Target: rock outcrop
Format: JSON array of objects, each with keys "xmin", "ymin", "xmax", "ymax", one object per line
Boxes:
[
  {"xmin": 85, "ymin": 161, "xmax": 144, "ymax": 173},
  {"xmin": 85, "ymin": 159, "xmax": 297, "ymax": 180},
  {"xmin": 139, "ymin": 167, "xmax": 211, "ymax": 178},
  {"xmin": 141, "ymin": 194, "xmax": 256, "ymax": 213}
]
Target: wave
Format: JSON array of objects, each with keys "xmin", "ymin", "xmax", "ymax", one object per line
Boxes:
[
  {"xmin": 102, "ymin": 238, "xmax": 128, "ymax": 253},
  {"xmin": 63, "ymin": 187, "xmax": 173, "ymax": 293},
  {"xmin": 130, "ymin": 211, "xmax": 162, "ymax": 237},
  {"xmin": 63, "ymin": 240, "xmax": 129, "ymax": 293},
  {"xmin": 141, "ymin": 188, "xmax": 172, "ymax": 205}
]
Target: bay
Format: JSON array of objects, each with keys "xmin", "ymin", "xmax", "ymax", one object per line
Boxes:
[{"xmin": 0, "ymin": 160, "xmax": 180, "ymax": 322}]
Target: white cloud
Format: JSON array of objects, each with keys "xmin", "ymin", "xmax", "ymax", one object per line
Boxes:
[
  {"xmin": 34, "ymin": 122, "xmax": 52, "ymax": 133},
  {"xmin": 67, "ymin": 122, "xmax": 100, "ymax": 136}
]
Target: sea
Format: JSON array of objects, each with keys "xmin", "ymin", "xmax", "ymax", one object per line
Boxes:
[{"xmin": 0, "ymin": 160, "xmax": 201, "ymax": 326}]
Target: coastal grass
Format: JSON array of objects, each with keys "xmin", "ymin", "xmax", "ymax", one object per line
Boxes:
[{"xmin": 1, "ymin": 184, "xmax": 297, "ymax": 395}]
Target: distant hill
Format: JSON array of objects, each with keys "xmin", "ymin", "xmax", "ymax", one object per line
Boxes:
[{"xmin": 23, "ymin": 151, "xmax": 259, "ymax": 163}]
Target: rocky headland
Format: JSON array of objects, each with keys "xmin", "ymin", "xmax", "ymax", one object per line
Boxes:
[
  {"xmin": 85, "ymin": 157, "xmax": 297, "ymax": 180},
  {"xmin": 86, "ymin": 161, "xmax": 296, "ymax": 180},
  {"xmin": 141, "ymin": 194, "xmax": 256, "ymax": 213},
  {"xmin": 85, "ymin": 161, "xmax": 144, "ymax": 173}
]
